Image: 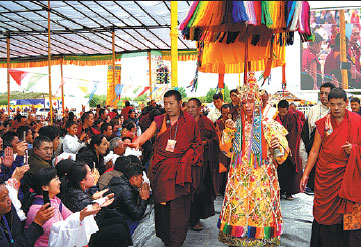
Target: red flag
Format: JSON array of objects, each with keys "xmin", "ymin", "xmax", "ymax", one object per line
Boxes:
[
  {"xmin": 9, "ymin": 69, "xmax": 28, "ymax": 86},
  {"xmin": 137, "ymin": 86, "xmax": 150, "ymax": 97}
]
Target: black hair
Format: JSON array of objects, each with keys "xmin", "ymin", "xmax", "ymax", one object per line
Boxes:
[
  {"xmin": 149, "ymin": 109, "xmax": 161, "ymax": 121},
  {"xmin": 122, "ymin": 136, "xmax": 132, "ymax": 142},
  {"xmin": 76, "ymin": 147, "xmax": 96, "ymax": 170},
  {"xmin": 17, "ymin": 115, "xmax": 26, "ymax": 123},
  {"xmin": 38, "ymin": 126, "xmax": 60, "ymax": 141},
  {"xmin": 334, "ymin": 33, "xmax": 349, "ymax": 52},
  {"xmin": 213, "ymin": 92, "xmax": 223, "ymax": 101},
  {"xmin": 33, "ymin": 136, "xmax": 52, "ymax": 150},
  {"xmin": 81, "ymin": 111, "xmax": 93, "ymax": 123},
  {"xmin": 221, "ymin": 104, "xmax": 231, "ymax": 112},
  {"xmin": 127, "ymin": 155, "xmax": 141, "ymax": 165},
  {"xmin": 110, "ymin": 117, "xmax": 119, "ymax": 128},
  {"xmin": 350, "ymin": 98, "xmax": 361, "ymax": 104},
  {"xmin": 66, "ymin": 120, "xmax": 77, "ymax": 130},
  {"xmin": 310, "ymin": 32, "xmax": 324, "ymax": 44},
  {"xmin": 16, "ymin": 126, "xmax": 31, "ymax": 140},
  {"xmin": 320, "ymin": 82, "xmax": 336, "ymax": 90},
  {"xmin": 188, "ymin": 98, "xmax": 202, "ymax": 107},
  {"xmin": 328, "ymin": 88, "xmax": 347, "ymax": 101},
  {"xmin": 122, "ymin": 163, "xmax": 143, "ymax": 180},
  {"xmin": 93, "ymin": 118, "xmax": 103, "ymax": 127},
  {"xmin": 2, "ymin": 131, "xmax": 18, "ymax": 144},
  {"xmin": 123, "ymin": 119, "xmax": 136, "ymax": 131},
  {"xmin": 32, "ymin": 168, "xmax": 58, "ymax": 195},
  {"xmin": 56, "ymin": 159, "xmax": 76, "ymax": 179},
  {"xmin": 125, "ymin": 101, "xmax": 130, "ymax": 107},
  {"xmin": 230, "ymin": 89, "xmax": 238, "ymax": 95},
  {"xmin": 114, "ymin": 156, "xmax": 131, "ymax": 173},
  {"xmin": 64, "ymin": 163, "xmax": 88, "ymax": 189},
  {"xmin": 99, "ymin": 108, "xmax": 106, "ymax": 117},
  {"xmin": 68, "ymin": 112, "xmax": 75, "ymax": 121},
  {"xmin": 128, "ymin": 109, "xmax": 135, "ymax": 118},
  {"xmin": 164, "ymin": 89, "xmax": 182, "ymax": 101},
  {"xmin": 290, "ymin": 103, "xmax": 296, "ymax": 106},
  {"xmin": 101, "ymin": 123, "xmax": 111, "ymax": 134},
  {"xmin": 89, "ymin": 134, "xmax": 106, "ymax": 150},
  {"xmin": 278, "ymin": 100, "xmax": 289, "ymax": 109}
]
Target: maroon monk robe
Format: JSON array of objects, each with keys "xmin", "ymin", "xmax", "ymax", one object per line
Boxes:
[
  {"xmin": 314, "ymin": 111, "xmax": 361, "ymax": 225},
  {"xmin": 151, "ymin": 111, "xmax": 203, "ymax": 246},
  {"xmin": 275, "ymin": 109, "xmax": 303, "ymax": 194},
  {"xmin": 215, "ymin": 118, "xmax": 231, "ymax": 195},
  {"xmin": 189, "ymin": 115, "xmax": 219, "ymax": 224}
]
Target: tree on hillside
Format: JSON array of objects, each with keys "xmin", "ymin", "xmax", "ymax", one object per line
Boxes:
[
  {"xmin": 205, "ymin": 85, "xmax": 231, "ymax": 103},
  {"xmin": 177, "ymin": 87, "xmax": 187, "ymax": 99}
]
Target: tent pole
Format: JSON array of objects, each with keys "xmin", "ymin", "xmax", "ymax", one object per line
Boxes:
[
  {"xmin": 60, "ymin": 57, "xmax": 65, "ymax": 117},
  {"xmin": 48, "ymin": 0, "xmax": 53, "ymax": 125},
  {"xmin": 170, "ymin": 1, "xmax": 178, "ymax": 88},
  {"xmin": 112, "ymin": 29, "xmax": 116, "ymax": 108},
  {"xmin": 6, "ymin": 36, "xmax": 10, "ymax": 116},
  {"xmin": 339, "ymin": 9, "xmax": 348, "ymax": 89},
  {"xmin": 148, "ymin": 50, "xmax": 152, "ymax": 100}
]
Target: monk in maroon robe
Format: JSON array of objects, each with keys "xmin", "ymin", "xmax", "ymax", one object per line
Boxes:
[
  {"xmin": 301, "ymin": 88, "xmax": 361, "ymax": 247},
  {"xmin": 187, "ymin": 98, "xmax": 219, "ymax": 231},
  {"xmin": 215, "ymin": 104, "xmax": 232, "ymax": 195},
  {"xmin": 130, "ymin": 90, "xmax": 203, "ymax": 247},
  {"xmin": 275, "ymin": 100, "xmax": 303, "ymax": 200}
]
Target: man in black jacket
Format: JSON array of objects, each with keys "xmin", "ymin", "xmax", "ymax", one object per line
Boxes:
[
  {"xmin": 107, "ymin": 163, "xmax": 150, "ymax": 235},
  {"xmin": 0, "ymin": 179, "xmax": 53, "ymax": 247}
]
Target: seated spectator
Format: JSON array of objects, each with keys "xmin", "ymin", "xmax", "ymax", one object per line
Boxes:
[
  {"xmin": 87, "ymin": 134, "xmax": 109, "ymax": 175},
  {"xmin": 76, "ymin": 147, "xmax": 100, "ymax": 186},
  {"xmin": 16, "ymin": 126, "xmax": 33, "ymax": 149},
  {"xmin": 110, "ymin": 117, "xmax": 121, "ymax": 138},
  {"xmin": 62, "ymin": 121, "xmax": 86, "ymax": 154},
  {"xmin": 109, "ymin": 137, "xmax": 126, "ymax": 156},
  {"xmin": 107, "ymin": 163, "xmax": 150, "ymax": 235},
  {"xmin": 121, "ymin": 120, "xmax": 137, "ymax": 140},
  {"xmin": 2, "ymin": 131, "xmax": 20, "ymax": 154},
  {"xmin": 26, "ymin": 168, "xmax": 101, "ymax": 247},
  {"xmin": 98, "ymin": 156, "xmax": 131, "ymax": 190},
  {"xmin": 61, "ymin": 163, "xmax": 132, "ymax": 247},
  {"xmin": 0, "ymin": 176, "xmax": 53, "ymax": 247},
  {"xmin": 128, "ymin": 109, "xmax": 138, "ymax": 126},
  {"xmin": 38, "ymin": 126, "xmax": 61, "ymax": 156},
  {"xmin": 77, "ymin": 111, "xmax": 95, "ymax": 140},
  {"xmin": 91, "ymin": 118, "xmax": 103, "ymax": 135},
  {"xmin": 101, "ymin": 123, "xmax": 113, "ymax": 140}
]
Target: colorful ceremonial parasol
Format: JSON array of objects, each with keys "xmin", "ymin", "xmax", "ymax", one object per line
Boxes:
[{"xmin": 180, "ymin": 1, "xmax": 313, "ymax": 88}]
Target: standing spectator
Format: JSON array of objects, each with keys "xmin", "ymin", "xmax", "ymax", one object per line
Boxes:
[
  {"xmin": 128, "ymin": 109, "xmax": 138, "ymax": 126},
  {"xmin": 101, "ymin": 123, "xmax": 113, "ymax": 140},
  {"xmin": 207, "ymin": 93, "xmax": 223, "ymax": 123},
  {"xmin": 77, "ymin": 111, "xmax": 95, "ymax": 140},
  {"xmin": 290, "ymin": 103, "xmax": 306, "ymax": 123},
  {"xmin": 350, "ymin": 97, "xmax": 361, "ymax": 115},
  {"xmin": 187, "ymin": 98, "xmax": 219, "ymax": 231},
  {"xmin": 121, "ymin": 101, "xmax": 133, "ymax": 121},
  {"xmin": 91, "ymin": 118, "xmax": 103, "ymax": 135},
  {"xmin": 229, "ymin": 89, "xmax": 240, "ymax": 120},
  {"xmin": 300, "ymin": 82, "xmax": 336, "ymax": 194},
  {"xmin": 275, "ymin": 100, "xmax": 303, "ymax": 200},
  {"xmin": 98, "ymin": 108, "xmax": 108, "ymax": 122}
]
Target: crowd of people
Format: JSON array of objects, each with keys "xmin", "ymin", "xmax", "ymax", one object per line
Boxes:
[{"xmin": 0, "ymin": 78, "xmax": 361, "ymax": 247}]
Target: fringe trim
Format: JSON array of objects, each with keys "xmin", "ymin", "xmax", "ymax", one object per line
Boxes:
[{"xmin": 217, "ymin": 219, "xmax": 282, "ymax": 240}]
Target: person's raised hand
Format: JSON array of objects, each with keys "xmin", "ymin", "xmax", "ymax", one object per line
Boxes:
[
  {"xmin": 225, "ymin": 119, "xmax": 236, "ymax": 129},
  {"xmin": 16, "ymin": 141, "xmax": 28, "ymax": 156},
  {"xmin": 124, "ymin": 142, "xmax": 139, "ymax": 150},
  {"xmin": 2, "ymin": 147, "xmax": 14, "ymax": 168},
  {"xmin": 11, "ymin": 165, "xmax": 30, "ymax": 182},
  {"xmin": 80, "ymin": 132, "xmax": 87, "ymax": 142},
  {"xmin": 33, "ymin": 203, "xmax": 55, "ymax": 226},
  {"xmin": 270, "ymin": 136, "xmax": 280, "ymax": 150},
  {"xmin": 92, "ymin": 188, "xmax": 109, "ymax": 200},
  {"xmin": 139, "ymin": 183, "xmax": 150, "ymax": 200},
  {"xmin": 79, "ymin": 204, "xmax": 101, "ymax": 221}
]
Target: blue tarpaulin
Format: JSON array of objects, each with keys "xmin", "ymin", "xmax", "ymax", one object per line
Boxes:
[{"xmin": 16, "ymin": 99, "xmax": 45, "ymax": 105}]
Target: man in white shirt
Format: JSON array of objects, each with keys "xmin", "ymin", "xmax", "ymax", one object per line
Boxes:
[
  {"xmin": 300, "ymin": 82, "xmax": 336, "ymax": 194},
  {"xmin": 207, "ymin": 93, "xmax": 223, "ymax": 123}
]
